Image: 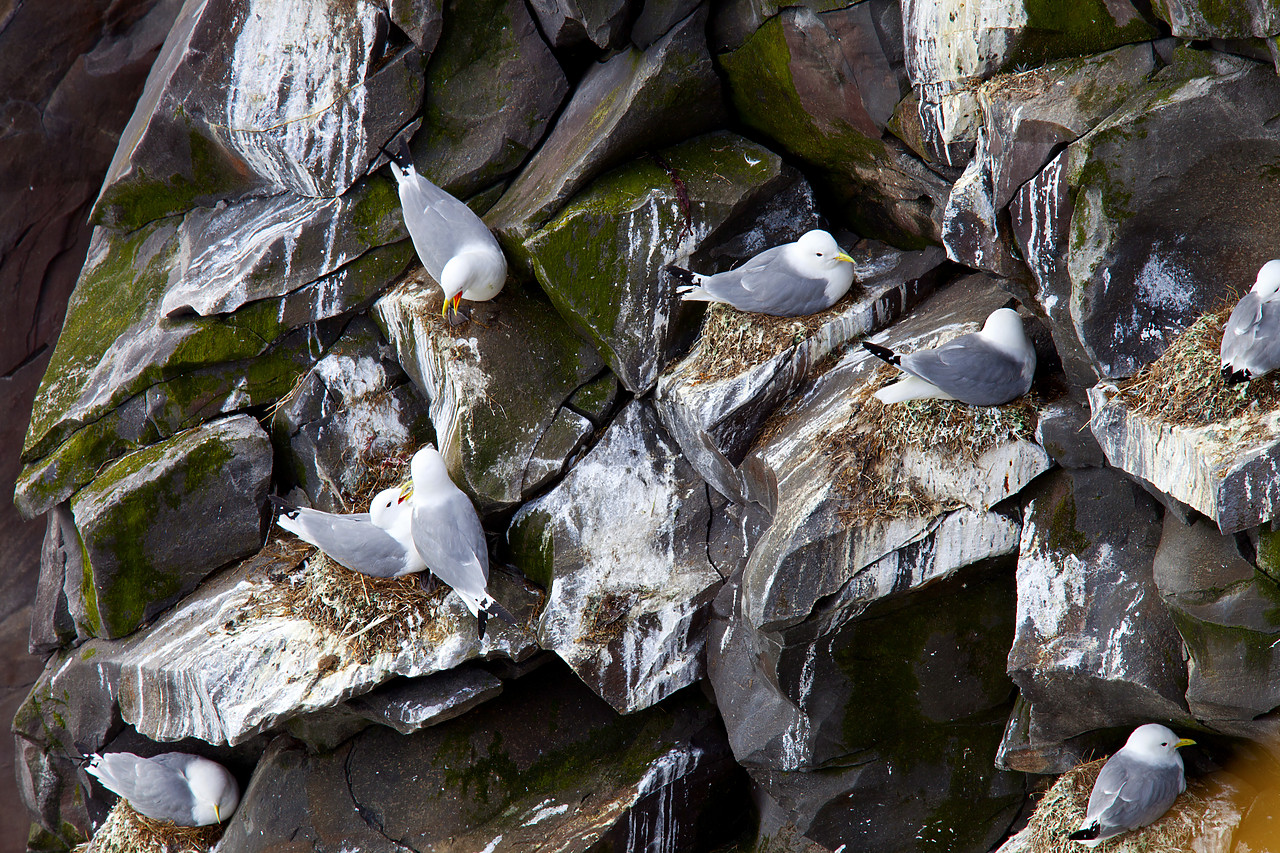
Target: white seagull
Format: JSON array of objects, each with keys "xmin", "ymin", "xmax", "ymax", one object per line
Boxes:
[
  {"xmin": 667, "ymin": 229, "xmax": 856, "ymax": 316},
  {"xmin": 387, "ymin": 140, "xmax": 507, "ymax": 321},
  {"xmin": 272, "ymin": 486, "xmax": 426, "ymax": 580},
  {"xmin": 405, "ymin": 445, "xmax": 515, "ymax": 639},
  {"xmin": 86, "ymin": 752, "xmax": 239, "ymax": 826},
  {"xmin": 1221, "ymin": 259, "xmax": 1280, "ymax": 384},
  {"xmin": 862, "ymin": 307, "xmax": 1036, "ymax": 406},
  {"xmin": 1068, "ymin": 724, "xmax": 1195, "ymax": 846}
]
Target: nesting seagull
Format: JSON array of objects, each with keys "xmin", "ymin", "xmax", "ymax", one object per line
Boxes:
[
  {"xmin": 667, "ymin": 229, "xmax": 856, "ymax": 316},
  {"xmin": 272, "ymin": 486, "xmax": 426, "ymax": 579},
  {"xmin": 386, "ymin": 140, "xmax": 507, "ymax": 321},
  {"xmin": 86, "ymin": 752, "xmax": 239, "ymax": 826},
  {"xmin": 404, "ymin": 445, "xmax": 515, "ymax": 639},
  {"xmin": 862, "ymin": 307, "xmax": 1036, "ymax": 406},
  {"xmin": 1220, "ymin": 259, "xmax": 1280, "ymax": 384},
  {"xmin": 1068, "ymin": 724, "xmax": 1195, "ymax": 846}
]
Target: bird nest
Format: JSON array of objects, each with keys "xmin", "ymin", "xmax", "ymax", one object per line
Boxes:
[
  {"xmin": 75, "ymin": 801, "xmax": 221, "ymax": 853},
  {"xmin": 246, "ymin": 543, "xmax": 449, "ymax": 666},
  {"xmin": 824, "ymin": 365, "xmax": 1038, "ymax": 525},
  {"xmin": 1013, "ymin": 758, "xmax": 1216, "ymax": 853},
  {"xmin": 687, "ymin": 298, "xmax": 853, "ymax": 384},
  {"xmin": 1117, "ymin": 305, "xmax": 1280, "ymax": 428}
]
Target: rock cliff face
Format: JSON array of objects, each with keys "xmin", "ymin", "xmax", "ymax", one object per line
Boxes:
[{"xmin": 14, "ymin": 1, "xmax": 1280, "ymax": 852}]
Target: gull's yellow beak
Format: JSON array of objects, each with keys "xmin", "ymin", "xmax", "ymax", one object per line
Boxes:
[
  {"xmin": 398, "ymin": 481, "xmax": 414, "ymax": 503},
  {"xmin": 215, "ymin": 803, "xmax": 221, "ymax": 823},
  {"xmin": 1175, "ymin": 737, "xmax": 1197, "ymax": 748},
  {"xmin": 440, "ymin": 298, "xmax": 451, "ymax": 318},
  {"xmin": 834, "ymin": 251, "xmax": 855, "ymax": 264}
]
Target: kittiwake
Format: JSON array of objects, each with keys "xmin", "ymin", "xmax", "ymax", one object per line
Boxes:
[
  {"xmin": 1221, "ymin": 259, "xmax": 1280, "ymax": 384},
  {"xmin": 386, "ymin": 140, "xmax": 507, "ymax": 321},
  {"xmin": 667, "ymin": 229, "xmax": 856, "ymax": 316},
  {"xmin": 86, "ymin": 752, "xmax": 239, "ymax": 826},
  {"xmin": 1068, "ymin": 724, "xmax": 1195, "ymax": 846},
  {"xmin": 405, "ymin": 445, "xmax": 515, "ymax": 639},
  {"xmin": 863, "ymin": 307, "xmax": 1036, "ymax": 406},
  {"xmin": 272, "ymin": 486, "xmax": 427, "ymax": 579}
]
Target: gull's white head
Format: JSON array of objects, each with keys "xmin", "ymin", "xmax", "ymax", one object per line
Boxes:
[
  {"xmin": 439, "ymin": 249, "xmax": 507, "ymax": 313},
  {"xmin": 1253, "ymin": 259, "xmax": 1280, "ymax": 301},
  {"xmin": 1122, "ymin": 724, "xmax": 1195, "ymax": 763},
  {"xmin": 369, "ymin": 486, "xmax": 410, "ymax": 528},
  {"xmin": 788, "ymin": 229, "xmax": 855, "ymax": 277},
  {"xmin": 186, "ymin": 757, "xmax": 240, "ymax": 826},
  {"xmin": 410, "ymin": 445, "xmax": 454, "ymax": 493},
  {"xmin": 980, "ymin": 307, "xmax": 1029, "ymax": 348}
]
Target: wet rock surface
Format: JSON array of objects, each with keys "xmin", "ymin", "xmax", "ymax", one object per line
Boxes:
[{"xmin": 20, "ymin": 2, "xmax": 1280, "ymax": 851}]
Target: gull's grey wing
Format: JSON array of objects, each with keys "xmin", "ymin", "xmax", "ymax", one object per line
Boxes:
[
  {"xmin": 410, "ymin": 492, "xmax": 489, "ymax": 600},
  {"xmin": 900, "ymin": 335, "xmax": 1031, "ymax": 406},
  {"xmin": 89, "ymin": 753, "xmax": 197, "ymax": 823},
  {"xmin": 277, "ymin": 507, "xmax": 410, "ymax": 578},
  {"xmin": 1086, "ymin": 756, "xmax": 1183, "ymax": 836},
  {"xmin": 398, "ymin": 170, "xmax": 499, "ymax": 280},
  {"xmin": 704, "ymin": 246, "xmax": 830, "ymax": 316},
  {"xmin": 1222, "ymin": 293, "xmax": 1280, "ymax": 375}
]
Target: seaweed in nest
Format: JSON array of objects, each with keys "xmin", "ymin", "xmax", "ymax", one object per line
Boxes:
[
  {"xmin": 75, "ymin": 800, "xmax": 221, "ymax": 853},
  {"xmin": 1117, "ymin": 305, "xmax": 1280, "ymax": 427},
  {"xmin": 1017, "ymin": 758, "xmax": 1216, "ymax": 853},
  {"xmin": 686, "ymin": 297, "xmax": 854, "ymax": 384},
  {"xmin": 253, "ymin": 548, "xmax": 449, "ymax": 665},
  {"xmin": 824, "ymin": 364, "xmax": 1038, "ymax": 525}
]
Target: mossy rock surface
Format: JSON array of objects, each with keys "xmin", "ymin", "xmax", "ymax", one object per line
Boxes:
[
  {"xmin": 523, "ymin": 131, "xmax": 797, "ymax": 394},
  {"xmin": 1148, "ymin": 0, "xmax": 1280, "ymax": 38},
  {"xmin": 68, "ymin": 415, "xmax": 271, "ymax": 639}
]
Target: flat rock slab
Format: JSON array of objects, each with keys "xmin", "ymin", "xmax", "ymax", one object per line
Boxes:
[
  {"xmin": 50, "ymin": 538, "xmax": 542, "ymax": 746},
  {"xmin": 217, "ymin": 666, "xmax": 745, "ymax": 853},
  {"xmin": 654, "ymin": 242, "xmax": 946, "ymax": 502},
  {"xmin": 94, "ymin": 0, "xmax": 424, "ymax": 228},
  {"xmin": 1089, "ymin": 382, "xmax": 1280, "ymax": 534},
  {"xmin": 508, "ymin": 401, "xmax": 721, "ymax": 714},
  {"xmin": 69, "ymin": 414, "xmax": 272, "ymax": 639},
  {"xmin": 1004, "ymin": 468, "xmax": 1190, "ymax": 771},
  {"xmin": 523, "ymin": 131, "xmax": 810, "ymax": 395},
  {"xmin": 487, "ymin": 7, "xmax": 723, "ymax": 248},
  {"xmin": 373, "ymin": 279, "xmax": 605, "ymax": 512}
]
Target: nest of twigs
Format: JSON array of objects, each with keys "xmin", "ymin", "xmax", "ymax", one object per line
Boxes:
[
  {"xmin": 1015, "ymin": 758, "xmax": 1217, "ymax": 853},
  {"xmin": 75, "ymin": 801, "xmax": 221, "ymax": 853},
  {"xmin": 825, "ymin": 364, "xmax": 1038, "ymax": 525},
  {"xmin": 1117, "ymin": 305, "xmax": 1280, "ymax": 427},
  {"xmin": 687, "ymin": 299, "xmax": 852, "ymax": 383}
]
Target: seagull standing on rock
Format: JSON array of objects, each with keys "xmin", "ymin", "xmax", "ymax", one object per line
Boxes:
[
  {"xmin": 1220, "ymin": 259, "xmax": 1280, "ymax": 384},
  {"xmin": 386, "ymin": 140, "xmax": 506, "ymax": 322},
  {"xmin": 862, "ymin": 307, "xmax": 1036, "ymax": 406},
  {"xmin": 667, "ymin": 229, "xmax": 856, "ymax": 316},
  {"xmin": 86, "ymin": 752, "xmax": 240, "ymax": 826},
  {"xmin": 1068, "ymin": 724, "xmax": 1195, "ymax": 846}
]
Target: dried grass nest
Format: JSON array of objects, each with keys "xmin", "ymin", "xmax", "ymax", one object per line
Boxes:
[
  {"xmin": 1117, "ymin": 304, "xmax": 1280, "ymax": 428},
  {"xmin": 687, "ymin": 299, "xmax": 853, "ymax": 383},
  {"xmin": 1015, "ymin": 758, "xmax": 1218, "ymax": 853},
  {"xmin": 75, "ymin": 801, "xmax": 221, "ymax": 853},
  {"xmin": 823, "ymin": 364, "xmax": 1039, "ymax": 525}
]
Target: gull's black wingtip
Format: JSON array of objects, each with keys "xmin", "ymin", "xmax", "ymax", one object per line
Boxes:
[
  {"xmin": 861, "ymin": 341, "xmax": 900, "ymax": 366},
  {"xmin": 1067, "ymin": 825, "xmax": 1100, "ymax": 841},
  {"xmin": 1222, "ymin": 364, "xmax": 1250, "ymax": 385},
  {"xmin": 268, "ymin": 494, "xmax": 300, "ymax": 519},
  {"xmin": 664, "ymin": 264, "xmax": 696, "ymax": 286}
]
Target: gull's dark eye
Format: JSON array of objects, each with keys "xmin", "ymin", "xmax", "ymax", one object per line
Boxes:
[{"xmin": 816, "ymin": 252, "xmax": 824, "ymax": 257}]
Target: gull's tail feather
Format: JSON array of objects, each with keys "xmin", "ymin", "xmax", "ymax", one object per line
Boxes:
[
  {"xmin": 861, "ymin": 341, "xmax": 901, "ymax": 366},
  {"xmin": 873, "ymin": 374, "xmax": 948, "ymax": 405}
]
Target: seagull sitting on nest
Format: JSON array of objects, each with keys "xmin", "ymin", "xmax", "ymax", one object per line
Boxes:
[
  {"xmin": 86, "ymin": 752, "xmax": 239, "ymax": 826},
  {"xmin": 666, "ymin": 229, "xmax": 856, "ymax": 317},
  {"xmin": 386, "ymin": 140, "xmax": 507, "ymax": 322},
  {"xmin": 862, "ymin": 306, "xmax": 1036, "ymax": 406},
  {"xmin": 272, "ymin": 486, "xmax": 427, "ymax": 580},
  {"xmin": 1221, "ymin": 259, "xmax": 1280, "ymax": 384},
  {"xmin": 403, "ymin": 445, "xmax": 516, "ymax": 640},
  {"xmin": 1068, "ymin": 724, "xmax": 1195, "ymax": 846}
]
